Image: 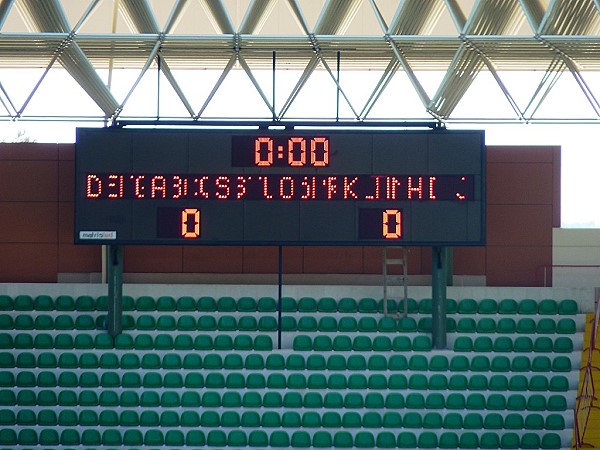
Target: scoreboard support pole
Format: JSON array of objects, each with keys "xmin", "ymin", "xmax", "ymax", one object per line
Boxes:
[
  {"xmin": 431, "ymin": 246, "xmax": 448, "ymax": 349},
  {"xmin": 107, "ymin": 245, "xmax": 123, "ymax": 337}
]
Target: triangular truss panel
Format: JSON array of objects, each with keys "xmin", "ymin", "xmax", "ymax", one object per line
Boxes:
[{"xmin": 0, "ymin": 0, "xmax": 596, "ymax": 124}]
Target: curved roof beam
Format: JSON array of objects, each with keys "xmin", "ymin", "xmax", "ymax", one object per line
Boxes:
[
  {"xmin": 314, "ymin": 0, "xmax": 362, "ymax": 35},
  {"xmin": 199, "ymin": 0, "xmax": 235, "ymax": 34},
  {"xmin": 239, "ymin": 0, "xmax": 278, "ymax": 34},
  {"xmin": 16, "ymin": 0, "xmax": 119, "ymax": 117},
  {"xmin": 0, "ymin": 0, "xmax": 15, "ymax": 30}
]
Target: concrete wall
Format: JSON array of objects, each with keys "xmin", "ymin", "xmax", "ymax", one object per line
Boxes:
[{"xmin": 553, "ymin": 228, "xmax": 600, "ymax": 288}]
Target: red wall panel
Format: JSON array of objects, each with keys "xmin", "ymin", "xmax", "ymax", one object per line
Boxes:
[{"xmin": 0, "ymin": 142, "xmax": 559, "ymax": 286}]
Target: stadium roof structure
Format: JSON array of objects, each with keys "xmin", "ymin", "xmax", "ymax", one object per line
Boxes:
[{"xmin": 0, "ymin": 0, "xmax": 598, "ymax": 124}]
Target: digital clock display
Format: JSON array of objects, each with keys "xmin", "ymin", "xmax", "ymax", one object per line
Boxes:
[{"xmin": 75, "ymin": 128, "xmax": 485, "ymax": 246}]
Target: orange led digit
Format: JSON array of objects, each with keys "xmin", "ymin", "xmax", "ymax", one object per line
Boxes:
[
  {"xmin": 311, "ymin": 137, "xmax": 329, "ymax": 167},
  {"xmin": 181, "ymin": 208, "xmax": 200, "ymax": 238},
  {"xmin": 288, "ymin": 137, "xmax": 306, "ymax": 167},
  {"xmin": 255, "ymin": 137, "xmax": 273, "ymax": 166},
  {"xmin": 383, "ymin": 209, "xmax": 402, "ymax": 239}
]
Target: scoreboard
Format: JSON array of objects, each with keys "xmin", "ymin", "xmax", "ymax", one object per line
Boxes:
[{"xmin": 74, "ymin": 127, "xmax": 485, "ymax": 246}]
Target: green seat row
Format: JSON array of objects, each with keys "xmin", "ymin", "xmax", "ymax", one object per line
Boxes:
[
  {"xmin": 0, "ymin": 387, "xmax": 569, "ymax": 411},
  {"xmin": 293, "ymin": 333, "xmax": 432, "ymax": 351},
  {"xmin": 0, "ymin": 363, "xmax": 571, "ymax": 392},
  {"xmin": 0, "ymin": 426, "xmax": 564, "ymax": 448},
  {"xmin": 454, "ymin": 316, "xmax": 577, "ymax": 334},
  {"xmin": 0, "ymin": 294, "xmax": 279, "ymax": 313},
  {"xmin": 0, "ymin": 293, "xmax": 578, "ymax": 315},
  {"xmin": 454, "ymin": 335, "xmax": 574, "ymax": 353},
  {"xmin": 0, "ymin": 406, "xmax": 567, "ymax": 432},
  {"xmin": 0, "ymin": 332, "xmax": 272, "ymax": 351},
  {"xmin": 1, "ymin": 349, "xmax": 571, "ymax": 373},
  {"xmin": 0, "ymin": 313, "xmax": 280, "ymax": 332}
]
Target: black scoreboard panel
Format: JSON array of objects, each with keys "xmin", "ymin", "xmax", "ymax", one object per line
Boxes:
[{"xmin": 75, "ymin": 127, "xmax": 485, "ymax": 246}]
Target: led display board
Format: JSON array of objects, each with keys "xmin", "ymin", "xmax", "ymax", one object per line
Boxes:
[{"xmin": 75, "ymin": 127, "xmax": 485, "ymax": 246}]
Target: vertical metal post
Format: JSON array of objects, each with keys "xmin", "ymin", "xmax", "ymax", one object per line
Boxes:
[
  {"xmin": 431, "ymin": 246, "xmax": 447, "ymax": 349},
  {"xmin": 446, "ymin": 247, "xmax": 453, "ymax": 286},
  {"xmin": 277, "ymin": 245, "xmax": 283, "ymax": 350},
  {"xmin": 336, "ymin": 51, "xmax": 341, "ymax": 121},
  {"xmin": 272, "ymin": 51, "xmax": 276, "ymax": 122},
  {"xmin": 107, "ymin": 245, "xmax": 123, "ymax": 337}
]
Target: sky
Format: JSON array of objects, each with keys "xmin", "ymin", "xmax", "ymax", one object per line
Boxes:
[{"xmin": 0, "ymin": 68, "xmax": 598, "ymax": 228}]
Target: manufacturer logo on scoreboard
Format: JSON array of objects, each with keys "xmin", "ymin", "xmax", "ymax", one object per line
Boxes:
[{"xmin": 79, "ymin": 231, "xmax": 117, "ymax": 240}]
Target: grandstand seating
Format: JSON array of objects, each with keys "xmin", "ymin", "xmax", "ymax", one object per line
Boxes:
[{"xmin": 0, "ymin": 294, "xmax": 582, "ymax": 449}]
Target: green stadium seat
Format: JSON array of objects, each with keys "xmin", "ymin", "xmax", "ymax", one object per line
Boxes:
[
  {"xmin": 486, "ymin": 394, "xmax": 507, "ymax": 410},
  {"xmin": 498, "ymin": 298, "xmax": 518, "ymax": 314},
  {"xmin": 237, "ymin": 296, "xmax": 257, "ymax": 311},
  {"xmin": 355, "ymin": 431, "xmax": 376, "ymax": 448},
  {"xmin": 156, "ymin": 315, "xmax": 176, "ymax": 330},
  {"xmin": 545, "ymin": 414, "xmax": 566, "ymax": 430},
  {"xmin": 14, "ymin": 294, "xmax": 34, "ymax": 310},
  {"xmin": 298, "ymin": 315, "xmax": 317, "ymax": 331},
  {"xmin": 0, "ymin": 314, "xmax": 13, "ymax": 329},
  {"xmin": 270, "ymin": 430, "xmax": 290, "ymax": 448},
  {"xmin": 194, "ymin": 334, "xmax": 213, "ymax": 350},
  {"xmin": 141, "ymin": 353, "xmax": 161, "ymax": 368},
  {"xmin": 301, "ymin": 411, "xmax": 321, "ymax": 427},
  {"xmin": 258, "ymin": 296, "xmax": 277, "ymax": 312},
  {"xmin": 466, "ymin": 393, "xmax": 486, "ymax": 409},
  {"xmin": 342, "ymin": 410, "xmax": 362, "ymax": 427},
  {"xmin": 217, "ymin": 315, "xmax": 237, "ymax": 330},
  {"xmin": 479, "ymin": 298, "xmax": 498, "ymax": 313},
  {"xmin": 39, "ymin": 429, "xmax": 59, "ymax": 446},
  {"xmin": 353, "ymin": 335, "xmax": 372, "ymax": 350},
  {"xmin": 174, "ymin": 334, "xmax": 193, "ymax": 350},
  {"xmin": 458, "ymin": 298, "xmax": 478, "ymax": 313},
  {"xmin": 489, "ymin": 374, "xmax": 509, "ymax": 391},
  {"xmin": 468, "ymin": 374, "xmax": 488, "ymax": 390},
  {"xmin": 402, "ymin": 412, "xmax": 422, "ymax": 428},
  {"xmin": 557, "ymin": 317, "xmax": 577, "ymax": 333},
  {"xmin": 281, "ymin": 296, "xmax": 297, "ymax": 311},
  {"xmin": 491, "ymin": 355, "xmax": 511, "ymax": 372},
  {"xmin": 176, "ymin": 295, "xmax": 197, "ymax": 311},
  {"xmin": 55, "ymin": 294, "xmax": 74, "ymax": 311},
  {"xmin": 538, "ymin": 298, "xmax": 558, "ymax": 314},
  {"xmin": 181, "ymin": 391, "xmax": 200, "ymax": 407},
  {"xmin": 233, "ymin": 333, "xmax": 254, "ymax": 350},
  {"xmin": 186, "ymin": 430, "xmax": 206, "ymax": 447},
  {"xmin": 266, "ymin": 353, "xmax": 285, "ymax": 369},
  {"xmin": 518, "ymin": 298, "xmax": 538, "ymax": 314},
  {"xmin": 470, "ymin": 355, "xmax": 491, "ymax": 371},
  {"xmin": 547, "ymin": 394, "xmax": 567, "ymax": 411},
  {"xmin": 135, "ymin": 295, "xmax": 155, "ymax": 310},
  {"xmin": 358, "ymin": 316, "xmax": 378, "ymax": 332},
  {"xmin": 120, "ymin": 391, "xmax": 140, "ymax": 407},
  {"xmin": 398, "ymin": 432, "xmax": 417, "ymax": 449},
  {"xmin": 180, "ymin": 411, "xmax": 200, "ymax": 427},
  {"xmin": 144, "ymin": 429, "xmax": 165, "ymax": 446},
  {"xmin": 338, "ymin": 316, "xmax": 358, "ymax": 331},
  {"xmin": 473, "ymin": 336, "xmax": 493, "ymax": 352},
  {"xmin": 57, "ymin": 409, "xmax": 77, "ymax": 425},
  {"xmin": 497, "ymin": 317, "xmax": 517, "ymax": 333},
  {"xmin": 311, "ymin": 431, "xmax": 332, "ymax": 448},
  {"xmin": 417, "ymin": 431, "xmax": 437, "ymax": 449},
  {"xmin": 418, "ymin": 297, "xmax": 433, "ymax": 313},
  {"xmin": 0, "ymin": 333, "xmax": 13, "ymax": 349},
  {"xmin": 457, "ymin": 317, "xmax": 476, "ymax": 332},
  {"xmin": 75, "ymin": 295, "xmax": 95, "ymax": 311},
  {"xmin": 375, "ymin": 431, "xmax": 397, "ymax": 448},
  {"xmin": 220, "ymin": 411, "xmax": 241, "ymax": 426},
  {"xmin": 554, "ymin": 336, "xmax": 574, "ymax": 352},
  {"xmin": 514, "ymin": 336, "xmax": 534, "ymax": 352},
  {"xmin": 448, "ymin": 374, "xmax": 468, "ymax": 391},
  {"xmin": 35, "ymin": 314, "xmax": 54, "ymax": 330},
  {"xmin": 396, "ymin": 316, "xmax": 416, "ymax": 332},
  {"xmin": 413, "ymin": 335, "xmax": 432, "ymax": 351},
  {"xmin": 534, "ymin": 336, "xmax": 554, "ymax": 352},
  {"xmin": 559, "ymin": 298, "xmax": 578, "ymax": 314},
  {"xmin": 257, "ymin": 315, "xmax": 277, "ymax": 331},
  {"xmin": 156, "ymin": 295, "xmax": 176, "ymax": 311},
  {"xmin": 453, "ymin": 335, "xmax": 473, "ymax": 352},
  {"xmin": 243, "ymin": 430, "xmax": 265, "ymax": 447},
  {"xmin": 0, "ymin": 295, "xmax": 12, "ymax": 310},
  {"xmin": 552, "ymin": 356, "xmax": 572, "ymax": 372},
  {"xmin": 477, "ymin": 317, "xmax": 497, "ymax": 333},
  {"xmin": 176, "ymin": 315, "xmax": 197, "ymax": 330},
  {"xmin": 198, "ymin": 296, "xmax": 217, "ymax": 311},
  {"xmin": 317, "ymin": 296, "xmax": 336, "ymax": 312},
  {"xmin": 298, "ymin": 296, "xmax": 318, "ymax": 312},
  {"xmin": 358, "ymin": 297, "xmax": 378, "ymax": 312}
]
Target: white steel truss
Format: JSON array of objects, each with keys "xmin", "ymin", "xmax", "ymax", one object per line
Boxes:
[{"xmin": 0, "ymin": 0, "xmax": 598, "ymax": 123}]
